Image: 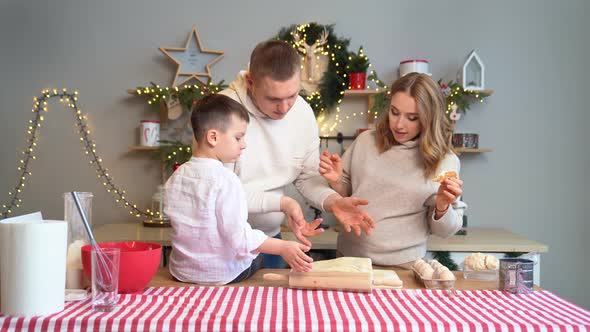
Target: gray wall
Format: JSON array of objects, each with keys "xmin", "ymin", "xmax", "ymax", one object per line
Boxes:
[{"xmin": 1, "ymin": 0, "xmax": 588, "ymax": 308}]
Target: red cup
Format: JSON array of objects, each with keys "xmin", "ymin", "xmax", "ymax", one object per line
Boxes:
[
  {"xmin": 82, "ymin": 241, "xmax": 162, "ymax": 293},
  {"xmin": 349, "ymin": 73, "xmax": 366, "ymax": 90}
]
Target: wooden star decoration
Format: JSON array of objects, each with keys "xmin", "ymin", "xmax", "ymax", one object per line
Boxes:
[{"xmin": 159, "ymin": 25, "xmax": 224, "ymax": 87}]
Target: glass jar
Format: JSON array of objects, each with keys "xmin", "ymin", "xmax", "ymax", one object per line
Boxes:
[
  {"xmin": 151, "ymin": 185, "xmax": 169, "ymax": 222},
  {"xmin": 63, "ymin": 192, "xmax": 93, "ymax": 289}
]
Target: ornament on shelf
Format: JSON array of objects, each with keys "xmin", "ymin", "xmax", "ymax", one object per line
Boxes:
[
  {"xmin": 165, "ymin": 98, "xmax": 183, "ymax": 120},
  {"xmin": 399, "ymin": 59, "xmax": 431, "ymax": 77},
  {"xmin": 346, "ymin": 46, "xmax": 371, "ymax": 90},
  {"xmin": 144, "ymin": 185, "xmax": 170, "ymax": 228},
  {"xmin": 139, "ymin": 120, "xmax": 160, "ymax": 147},
  {"xmin": 438, "ymin": 80, "xmax": 490, "ymax": 120},
  {"xmin": 159, "ymin": 25, "xmax": 224, "ymax": 87},
  {"xmin": 293, "ymin": 27, "xmax": 330, "ymax": 95},
  {"xmin": 276, "ymin": 22, "xmax": 388, "ymax": 134},
  {"xmin": 452, "ymin": 133, "xmax": 479, "ymax": 149},
  {"xmin": 449, "ymin": 104, "xmax": 461, "ymax": 121},
  {"xmin": 276, "ymin": 22, "xmax": 350, "ymax": 119},
  {"xmin": 459, "ymin": 50, "xmax": 485, "ymax": 91}
]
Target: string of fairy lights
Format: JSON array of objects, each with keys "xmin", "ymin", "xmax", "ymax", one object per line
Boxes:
[
  {"xmin": 135, "ymin": 81, "xmax": 223, "ymax": 107},
  {"xmin": 442, "ymin": 84, "xmax": 487, "ymax": 116},
  {"xmin": 0, "ymin": 89, "xmax": 162, "ymax": 220},
  {"xmin": 318, "ymin": 70, "xmax": 390, "ymax": 134}
]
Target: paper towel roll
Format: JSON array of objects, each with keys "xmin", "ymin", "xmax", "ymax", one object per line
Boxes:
[
  {"xmin": 0, "ymin": 219, "xmax": 67, "ymax": 317},
  {"xmin": 0, "ymin": 211, "xmax": 44, "ymax": 314}
]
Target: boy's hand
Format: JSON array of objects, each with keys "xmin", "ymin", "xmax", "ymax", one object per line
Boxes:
[
  {"xmin": 319, "ymin": 150, "xmax": 343, "ymax": 184},
  {"xmin": 281, "ymin": 241, "xmax": 313, "ymax": 272}
]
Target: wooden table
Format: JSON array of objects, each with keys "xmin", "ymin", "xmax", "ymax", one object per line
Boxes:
[{"xmin": 149, "ymin": 267, "xmax": 506, "ymax": 291}]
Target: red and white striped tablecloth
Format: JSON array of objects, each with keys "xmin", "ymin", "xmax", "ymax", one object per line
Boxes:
[{"xmin": 1, "ymin": 287, "xmax": 589, "ymax": 331}]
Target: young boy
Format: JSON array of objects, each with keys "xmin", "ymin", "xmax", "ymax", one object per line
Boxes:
[{"xmin": 164, "ymin": 94, "xmax": 313, "ymax": 285}]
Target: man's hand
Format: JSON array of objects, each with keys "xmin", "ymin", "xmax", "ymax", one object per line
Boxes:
[
  {"xmin": 327, "ymin": 195, "xmax": 375, "ymax": 236},
  {"xmin": 280, "ymin": 241, "xmax": 313, "ymax": 272},
  {"xmin": 319, "ymin": 150, "xmax": 343, "ymax": 184},
  {"xmin": 281, "ymin": 196, "xmax": 324, "ymax": 246}
]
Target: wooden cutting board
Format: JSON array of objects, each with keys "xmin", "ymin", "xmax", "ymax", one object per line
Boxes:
[{"xmin": 263, "ymin": 257, "xmax": 402, "ymax": 292}]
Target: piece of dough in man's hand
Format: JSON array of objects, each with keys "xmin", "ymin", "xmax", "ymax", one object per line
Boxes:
[{"xmin": 431, "ymin": 171, "xmax": 458, "ymax": 183}]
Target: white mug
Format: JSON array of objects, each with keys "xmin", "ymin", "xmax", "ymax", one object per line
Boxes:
[
  {"xmin": 399, "ymin": 59, "xmax": 431, "ymax": 77},
  {"xmin": 140, "ymin": 120, "xmax": 160, "ymax": 146}
]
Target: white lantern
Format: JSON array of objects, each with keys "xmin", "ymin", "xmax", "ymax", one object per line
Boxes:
[{"xmin": 459, "ymin": 50, "xmax": 485, "ymax": 91}]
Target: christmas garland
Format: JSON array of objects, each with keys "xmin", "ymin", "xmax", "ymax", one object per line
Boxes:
[
  {"xmin": 132, "ymin": 80, "xmax": 227, "ymax": 112},
  {"xmin": 276, "ymin": 22, "xmax": 350, "ymax": 118},
  {"xmin": 439, "ymin": 80, "xmax": 491, "ymax": 120}
]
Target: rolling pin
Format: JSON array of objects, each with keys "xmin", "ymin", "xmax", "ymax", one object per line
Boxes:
[
  {"xmin": 262, "ymin": 257, "xmax": 402, "ymax": 292},
  {"xmin": 263, "ymin": 269, "xmax": 402, "ymax": 292}
]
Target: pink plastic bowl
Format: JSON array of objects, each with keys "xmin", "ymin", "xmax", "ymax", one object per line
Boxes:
[{"xmin": 81, "ymin": 241, "xmax": 162, "ymax": 294}]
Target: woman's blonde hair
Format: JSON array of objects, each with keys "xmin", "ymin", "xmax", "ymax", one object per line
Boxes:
[{"xmin": 375, "ymin": 72, "xmax": 454, "ymax": 177}]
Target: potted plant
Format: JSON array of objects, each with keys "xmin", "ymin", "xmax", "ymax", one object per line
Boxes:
[{"xmin": 346, "ymin": 46, "xmax": 370, "ymax": 90}]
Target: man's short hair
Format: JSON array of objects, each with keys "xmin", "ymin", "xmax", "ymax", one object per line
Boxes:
[
  {"xmin": 249, "ymin": 40, "xmax": 301, "ymax": 82},
  {"xmin": 191, "ymin": 94, "xmax": 249, "ymax": 142}
]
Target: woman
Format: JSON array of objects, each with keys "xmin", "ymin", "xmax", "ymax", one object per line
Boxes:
[{"xmin": 319, "ymin": 72, "xmax": 465, "ymax": 268}]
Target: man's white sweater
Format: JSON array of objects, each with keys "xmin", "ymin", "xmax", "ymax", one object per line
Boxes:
[
  {"xmin": 219, "ymin": 72, "xmax": 335, "ymax": 236},
  {"xmin": 337, "ymin": 130, "xmax": 466, "ymax": 266}
]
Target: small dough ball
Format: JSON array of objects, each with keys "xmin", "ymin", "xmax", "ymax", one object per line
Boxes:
[
  {"xmin": 438, "ymin": 269, "xmax": 455, "ymax": 280},
  {"xmin": 419, "ymin": 265, "xmax": 434, "ymax": 279},
  {"xmin": 433, "ymin": 266, "xmax": 450, "ymax": 279},
  {"xmin": 429, "ymin": 259, "xmax": 443, "ymax": 270},
  {"xmin": 485, "ymin": 255, "xmax": 499, "ymax": 270},
  {"xmin": 413, "ymin": 259, "xmax": 426, "ymax": 270}
]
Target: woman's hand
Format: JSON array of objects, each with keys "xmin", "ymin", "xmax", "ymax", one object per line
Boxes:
[
  {"xmin": 330, "ymin": 196, "xmax": 375, "ymax": 236},
  {"xmin": 319, "ymin": 150, "xmax": 343, "ymax": 184},
  {"xmin": 280, "ymin": 241, "xmax": 313, "ymax": 272},
  {"xmin": 435, "ymin": 177, "xmax": 463, "ymax": 217}
]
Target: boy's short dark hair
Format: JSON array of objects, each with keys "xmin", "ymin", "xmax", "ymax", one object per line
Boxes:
[
  {"xmin": 249, "ymin": 40, "xmax": 301, "ymax": 82},
  {"xmin": 191, "ymin": 94, "xmax": 249, "ymax": 142}
]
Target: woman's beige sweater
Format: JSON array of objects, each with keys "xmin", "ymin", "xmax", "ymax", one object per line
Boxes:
[{"xmin": 337, "ymin": 130, "xmax": 466, "ymax": 266}]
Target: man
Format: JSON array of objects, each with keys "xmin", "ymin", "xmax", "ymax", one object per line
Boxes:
[{"xmin": 220, "ymin": 40, "xmax": 374, "ymax": 267}]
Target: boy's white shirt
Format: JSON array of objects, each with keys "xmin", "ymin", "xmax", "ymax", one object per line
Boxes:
[
  {"xmin": 219, "ymin": 71, "xmax": 335, "ymax": 236},
  {"xmin": 164, "ymin": 157, "xmax": 267, "ymax": 285}
]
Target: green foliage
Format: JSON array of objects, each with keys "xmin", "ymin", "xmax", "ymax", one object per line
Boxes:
[
  {"xmin": 177, "ymin": 80, "xmax": 227, "ymax": 109},
  {"xmin": 431, "ymin": 251, "xmax": 459, "ymax": 271},
  {"xmin": 367, "ymin": 71, "xmax": 390, "ymax": 117},
  {"xmin": 153, "ymin": 140, "xmax": 192, "ymax": 172},
  {"xmin": 134, "ymin": 79, "xmax": 227, "ymax": 115},
  {"xmin": 438, "ymin": 79, "xmax": 490, "ymax": 119},
  {"xmin": 346, "ymin": 46, "xmax": 370, "ymax": 73}
]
